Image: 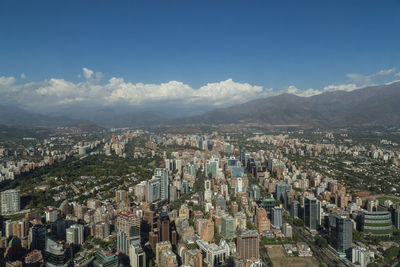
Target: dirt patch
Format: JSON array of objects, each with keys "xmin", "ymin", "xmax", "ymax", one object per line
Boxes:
[{"xmin": 266, "ymin": 245, "xmax": 320, "ymax": 267}]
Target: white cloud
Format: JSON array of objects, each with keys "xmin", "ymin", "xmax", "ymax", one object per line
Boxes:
[
  {"xmin": 347, "ymin": 68, "xmax": 396, "ymax": 85},
  {"xmin": 1, "ymin": 67, "xmax": 400, "ymax": 112},
  {"xmin": 0, "ymin": 76, "xmax": 16, "ymax": 87},
  {"xmin": 82, "ymin": 68, "xmax": 94, "ymax": 80},
  {"xmin": 283, "ymin": 85, "xmax": 322, "ymax": 97},
  {"xmin": 323, "ymin": 83, "xmax": 358, "ymax": 92},
  {"xmin": 20, "ymin": 73, "xmax": 26, "ymax": 79},
  {"xmin": 395, "ymin": 72, "xmax": 400, "ymax": 78}
]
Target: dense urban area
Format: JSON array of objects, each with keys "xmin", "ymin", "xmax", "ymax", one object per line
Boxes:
[{"xmin": 1, "ymin": 124, "xmax": 400, "ymax": 267}]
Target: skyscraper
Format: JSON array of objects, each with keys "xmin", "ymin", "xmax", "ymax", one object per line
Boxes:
[
  {"xmin": 221, "ymin": 215, "xmax": 235, "ymax": 240},
  {"xmin": 275, "ymin": 183, "xmax": 292, "ymax": 206},
  {"xmin": 158, "ymin": 211, "xmax": 170, "ymax": 242},
  {"xmin": 304, "ymin": 197, "xmax": 320, "ymax": 230},
  {"xmin": 290, "ymin": 201, "xmax": 300, "ymax": 218},
  {"xmin": 117, "ymin": 211, "xmax": 141, "ymax": 254},
  {"xmin": 30, "ymin": 224, "xmax": 47, "ymax": 251},
  {"xmin": 271, "ymin": 207, "xmax": 283, "ymax": 229},
  {"xmin": 328, "ymin": 214, "xmax": 352, "ymax": 257},
  {"xmin": 236, "ymin": 230, "xmax": 259, "ymax": 260},
  {"xmin": 1, "ymin": 189, "xmax": 20, "ymax": 214},
  {"xmin": 129, "ymin": 238, "xmax": 146, "ymax": 267},
  {"xmin": 154, "ymin": 168, "xmax": 169, "ymax": 201}
]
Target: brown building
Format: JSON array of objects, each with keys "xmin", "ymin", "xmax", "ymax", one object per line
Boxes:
[
  {"xmin": 117, "ymin": 211, "xmax": 140, "ymax": 239},
  {"xmin": 158, "ymin": 212, "xmax": 170, "ymax": 242},
  {"xmin": 200, "ymin": 219, "xmax": 214, "ymax": 242},
  {"xmin": 183, "ymin": 248, "xmax": 203, "ymax": 267},
  {"xmin": 236, "ymin": 230, "xmax": 259, "ymax": 260},
  {"xmin": 149, "ymin": 230, "xmax": 159, "ymax": 251},
  {"xmin": 254, "ymin": 208, "xmax": 270, "ymax": 234}
]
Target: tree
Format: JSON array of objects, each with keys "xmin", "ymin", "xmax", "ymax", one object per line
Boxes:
[{"xmin": 315, "ymin": 236, "xmax": 328, "ymax": 248}]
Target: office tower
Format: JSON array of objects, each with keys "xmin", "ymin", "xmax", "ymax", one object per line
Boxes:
[
  {"xmin": 261, "ymin": 198, "xmax": 275, "ymax": 219},
  {"xmin": 221, "ymin": 215, "xmax": 235, "ymax": 240},
  {"xmin": 361, "ymin": 211, "xmax": 393, "ymax": 237},
  {"xmin": 129, "ymin": 239, "xmax": 146, "ymax": 267},
  {"xmin": 146, "ymin": 179, "xmax": 161, "ymax": 202},
  {"xmin": 275, "ymin": 183, "xmax": 292, "ymax": 206},
  {"xmin": 328, "ymin": 214, "xmax": 352, "ymax": 257},
  {"xmin": 304, "ymin": 197, "xmax": 320, "ymax": 230},
  {"xmin": 30, "ymin": 224, "xmax": 47, "ymax": 251},
  {"xmin": 93, "ymin": 249, "xmax": 119, "ymax": 267},
  {"xmin": 290, "ymin": 201, "xmax": 300, "ymax": 218},
  {"xmin": 271, "ymin": 207, "xmax": 283, "ymax": 229},
  {"xmin": 205, "ymin": 157, "xmax": 219, "ymax": 178},
  {"xmin": 158, "ymin": 211, "xmax": 170, "ymax": 242},
  {"xmin": 154, "ymin": 168, "xmax": 169, "ymax": 201},
  {"xmin": 1, "ymin": 189, "xmax": 20, "ymax": 214},
  {"xmin": 236, "ymin": 230, "xmax": 259, "ymax": 260},
  {"xmin": 43, "ymin": 237, "xmax": 72, "ymax": 266}
]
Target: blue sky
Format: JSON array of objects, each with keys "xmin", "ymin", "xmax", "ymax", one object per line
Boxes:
[{"xmin": 0, "ymin": 0, "xmax": 400, "ymax": 112}]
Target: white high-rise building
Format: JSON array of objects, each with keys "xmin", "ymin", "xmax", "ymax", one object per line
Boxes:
[
  {"xmin": 1, "ymin": 189, "xmax": 20, "ymax": 214},
  {"xmin": 66, "ymin": 224, "xmax": 84, "ymax": 245},
  {"xmin": 129, "ymin": 239, "xmax": 146, "ymax": 267},
  {"xmin": 154, "ymin": 168, "xmax": 169, "ymax": 201}
]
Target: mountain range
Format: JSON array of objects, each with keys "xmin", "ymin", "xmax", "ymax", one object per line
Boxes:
[{"xmin": 1, "ymin": 81, "xmax": 400, "ymax": 128}]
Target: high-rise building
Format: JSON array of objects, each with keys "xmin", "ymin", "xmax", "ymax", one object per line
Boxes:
[
  {"xmin": 117, "ymin": 211, "xmax": 140, "ymax": 254},
  {"xmin": 154, "ymin": 168, "xmax": 169, "ymax": 201},
  {"xmin": 275, "ymin": 183, "xmax": 292, "ymax": 206},
  {"xmin": 290, "ymin": 201, "xmax": 300, "ymax": 218},
  {"xmin": 304, "ymin": 197, "xmax": 320, "ymax": 230},
  {"xmin": 43, "ymin": 237, "xmax": 72, "ymax": 266},
  {"xmin": 236, "ymin": 230, "xmax": 259, "ymax": 260},
  {"xmin": 30, "ymin": 224, "xmax": 47, "ymax": 251},
  {"xmin": 205, "ymin": 157, "xmax": 219, "ymax": 178},
  {"xmin": 221, "ymin": 215, "xmax": 235, "ymax": 240},
  {"xmin": 146, "ymin": 179, "xmax": 161, "ymax": 202},
  {"xmin": 254, "ymin": 208, "xmax": 270, "ymax": 234},
  {"xmin": 66, "ymin": 224, "xmax": 84, "ymax": 245},
  {"xmin": 158, "ymin": 211, "xmax": 171, "ymax": 242},
  {"xmin": 271, "ymin": 207, "xmax": 282, "ymax": 229},
  {"xmin": 328, "ymin": 214, "xmax": 352, "ymax": 257},
  {"xmin": 1, "ymin": 189, "xmax": 20, "ymax": 214},
  {"xmin": 129, "ymin": 239, "xmax": 146, "ymax": 267}
]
